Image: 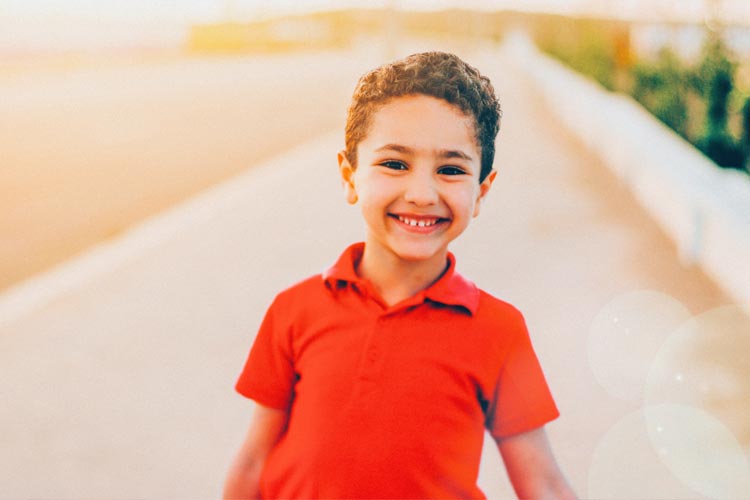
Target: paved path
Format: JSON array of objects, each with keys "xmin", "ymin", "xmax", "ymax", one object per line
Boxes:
[
  {"xmin": 0, "ymin": 47, "xmax": 380, "ymax": 292},
  {"xmin": 1, "ymin": 42, "xmax": 747, "ymax": 498}
]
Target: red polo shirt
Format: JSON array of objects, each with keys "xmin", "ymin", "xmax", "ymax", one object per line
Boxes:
[{"xmin": 236, "ymin": 243, "xmax": 559, "ymax": 499}]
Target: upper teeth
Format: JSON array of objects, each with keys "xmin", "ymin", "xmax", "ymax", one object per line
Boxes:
[{"xmin": 398, "ymin": 215, "xmax": 438, "ymax": 227}]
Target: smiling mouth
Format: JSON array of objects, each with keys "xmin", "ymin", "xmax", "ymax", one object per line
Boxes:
[{"xmin": 389, "ymin": 214, "xmax": 449, "ymax": 228}]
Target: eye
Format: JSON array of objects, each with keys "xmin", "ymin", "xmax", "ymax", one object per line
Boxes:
[
  {"xmin": 438, "ymin": 166, "xmax": 466, "ymax": 176},
  {"xmin": 380, "ymin": 160, "xmax": 407, "ymax": 170}
]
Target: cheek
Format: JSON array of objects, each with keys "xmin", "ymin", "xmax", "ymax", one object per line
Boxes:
[
  {"xmin": 356, "ymin": 186, "xmax": 383, "ymax": 216},
  {"xmin": 357, "ymin": 174, "xmax": 392, "ymax": 201},
  {"xmin": 446, "ymin": 187, "xmax": 479, "ymax": 216}
]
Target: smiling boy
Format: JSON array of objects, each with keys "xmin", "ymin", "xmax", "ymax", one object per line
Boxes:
[{"xmin": 224, "ymin": 52, "xmax": 575, "ymax": 499}]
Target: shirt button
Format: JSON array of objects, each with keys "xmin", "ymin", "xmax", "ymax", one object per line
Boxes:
[{"xmin": 367, "ymin": 349, "xmax": 378, "ymax": 362}]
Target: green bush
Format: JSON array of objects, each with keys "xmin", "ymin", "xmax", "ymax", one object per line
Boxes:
[
  {"xmin": 536, "ymin": 20, "xmax": 748, "ymax": 171},
  {"xmin": 630, "ymin": 48, "xmax": 690, "ymax": 139},
  {"xmin": 742, "ymin": 97, "xmax": 750, "ymax": 170},
  {"xmin": 692, "ymin": 35, "xmax": 745, "ymax": 168}
]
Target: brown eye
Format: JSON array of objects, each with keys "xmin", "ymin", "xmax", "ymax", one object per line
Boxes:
[
  {"xmin": 438, "ymin": 166, "xmax": 466, "ymax": 176},
  {"xmin": 381, "ymin": 161, "xmax": 407, "ymax": 170}
]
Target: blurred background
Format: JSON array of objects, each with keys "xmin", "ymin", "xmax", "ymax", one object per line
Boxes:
[
  {"xmin": 2, "ymin": 1, "xmax": 749, "ymax": 498},
  {"xmin": 2, "ymin": 0, "xmax": 749, "ymax": 293}
]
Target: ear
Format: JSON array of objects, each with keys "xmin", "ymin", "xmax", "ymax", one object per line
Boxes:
[
  {"xmin": 473, "ymin": 170, "xmax": 497, "ymax": 218},
  {"xmin": 338, "ymin": 150, "xmax": 358, "ymax": 205}
]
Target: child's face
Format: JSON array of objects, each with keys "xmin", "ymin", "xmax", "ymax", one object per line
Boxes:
[{"xmin": 338, "ymin": 94, "xmax": 496, "ymax": 265}]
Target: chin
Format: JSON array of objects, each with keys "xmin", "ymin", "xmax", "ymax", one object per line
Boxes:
[{"xmin": 390, "ymin": 244, "xmax": 446, "ymax": 263}]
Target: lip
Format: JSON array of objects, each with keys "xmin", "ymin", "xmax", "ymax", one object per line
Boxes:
[{"xmin": 388, "ymin": 213, "xmax": 450, "ymax": 233}]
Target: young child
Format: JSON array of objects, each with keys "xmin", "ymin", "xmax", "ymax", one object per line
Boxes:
[{"xmin": 223, "ymin": 51, "xmax": 575, "ymax": 499}]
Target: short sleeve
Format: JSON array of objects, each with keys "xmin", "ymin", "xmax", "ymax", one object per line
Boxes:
[
  {"xmin": 486, "ymin": 312, "xmax": 559, "ymax": 439},
  {"xmin": 235, "ymin": 296, "xmax": 296, "ymax": 411}
]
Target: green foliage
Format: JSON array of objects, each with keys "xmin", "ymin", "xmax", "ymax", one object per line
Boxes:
[
  {"xmin": 534, "ymin": 16, "xmax": 625, "ymax": 91},
  {"xmin": 546, "ymin": 39, "xmax": 617, "ymax": 91},
  {"xmin": 536, "ymin": 20, "xmax": 749, "ymax": 170},
  {"xmin": 742, "ymin": 98, "xmax": 750, "ymax": 170},
  {"xmin": 692, "ymin": 36, "xmax": 745, "ymax": 167},
  {"xmin": 631, "ymin": 48, "xmax": 690, "ymax": 139}
]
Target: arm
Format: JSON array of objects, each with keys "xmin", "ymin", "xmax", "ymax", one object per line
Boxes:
[
  {"xmin": 496, "ymin": 427, "xmax": 577, "ymax": 500},
  {"xmin": 223, "ymin": 403, "xmax": 289, "ymax": 500}
]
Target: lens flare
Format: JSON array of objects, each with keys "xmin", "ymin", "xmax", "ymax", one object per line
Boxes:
[
  {"xmin": 587, "ymin": 290, "xmax": 690, "ymax": 403},
  {"xmin": 588, "ymin": 409, "xmax": 698, "ymax": 499},
  {"xmin": 644, "ymin": 403, "xmax": 750, "ymax": 499},
  {"xmin": 645, "ymin": 305, "xmax": 750, "ymax": 445}
]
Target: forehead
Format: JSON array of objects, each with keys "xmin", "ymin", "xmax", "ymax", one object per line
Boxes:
[{"xmin": 360, "ymin": 94, "xmax": 478, "ymax": 156}]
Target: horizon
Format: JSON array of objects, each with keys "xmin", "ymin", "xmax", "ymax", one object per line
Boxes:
[{"xmin": 2, "ymin": 0, "xmax": 750, "ymax": 53}]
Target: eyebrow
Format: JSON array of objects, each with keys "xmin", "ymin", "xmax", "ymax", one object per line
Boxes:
[{"xmin": 374, "ymin": 144, "xmax": 474, "ymax": 162}]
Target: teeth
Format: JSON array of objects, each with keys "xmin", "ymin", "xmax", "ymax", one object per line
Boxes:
[{"xmin": 397, "ymin": 215, "xmax": 438, "ymax": 227}]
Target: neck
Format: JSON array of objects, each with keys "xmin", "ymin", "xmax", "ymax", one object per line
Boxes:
[{"xmin": 357, "ymin": 242, "xmax": 449, "ymax": 307}]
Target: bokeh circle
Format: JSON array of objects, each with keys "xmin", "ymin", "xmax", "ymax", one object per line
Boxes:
[{"xmin": 587, "ymin": 290, "xmax": 690, "ymax": 403}]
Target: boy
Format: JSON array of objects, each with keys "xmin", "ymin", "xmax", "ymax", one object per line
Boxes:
[{"xmin": 224, "ymin": 51, "xmax": 575, "ymax": 499}]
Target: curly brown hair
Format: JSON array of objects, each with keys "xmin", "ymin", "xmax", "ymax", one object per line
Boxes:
[{"xmin": 344, "ymin": 51, "xmax": 501, "ymax": 183}]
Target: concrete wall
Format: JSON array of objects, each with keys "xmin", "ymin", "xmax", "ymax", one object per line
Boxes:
[{"xmin": 508, "ymin": 34, "xmax": 750, "ymax": 309}]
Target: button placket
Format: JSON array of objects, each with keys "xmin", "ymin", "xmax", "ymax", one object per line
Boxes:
[{"xmin": 357, "ymin": 315, "xmax": 390, "ymax": 383}]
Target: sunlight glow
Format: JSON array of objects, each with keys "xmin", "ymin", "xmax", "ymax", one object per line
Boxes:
[{"xmin": 1, "ymin": 0, "xmax": 749, "ymax": 52}]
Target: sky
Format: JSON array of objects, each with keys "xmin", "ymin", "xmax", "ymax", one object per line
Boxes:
[{"xmin": 2, "ymin": 0, "xmax": 749, "ymax": 52}]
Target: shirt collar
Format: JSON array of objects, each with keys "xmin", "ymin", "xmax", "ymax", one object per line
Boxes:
[{"xmin": 322, "ymin": 242, "xmax": 479, "ymax": 315}]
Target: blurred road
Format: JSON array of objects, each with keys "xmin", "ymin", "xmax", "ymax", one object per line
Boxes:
[
  {"xmin": 0, "ymin": 47, "xmax": 379, "ymax": 292},
  {"xmin": 1, "ymin": 40, "xmax": 748, "ymax": 498}
]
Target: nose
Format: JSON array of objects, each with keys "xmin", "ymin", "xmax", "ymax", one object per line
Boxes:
[{"xmin": 403, "ymin": 169, "xmax": 438, "ymax": 206}]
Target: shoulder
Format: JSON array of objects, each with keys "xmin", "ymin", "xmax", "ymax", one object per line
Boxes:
[
  {"xmin": 270, "ymin": 274, "xmax": 327, "ymax": 310},
  {"xmin": 467, "ymin": 288, "xmax": 532, "ymax": 350},
  {"xmin": 259, "ymin": 274, "xmax": 329, "ymax": 337},
  {"xmin": 475, "ymin": 288, "xmax": 527, "ymax": 326}
]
